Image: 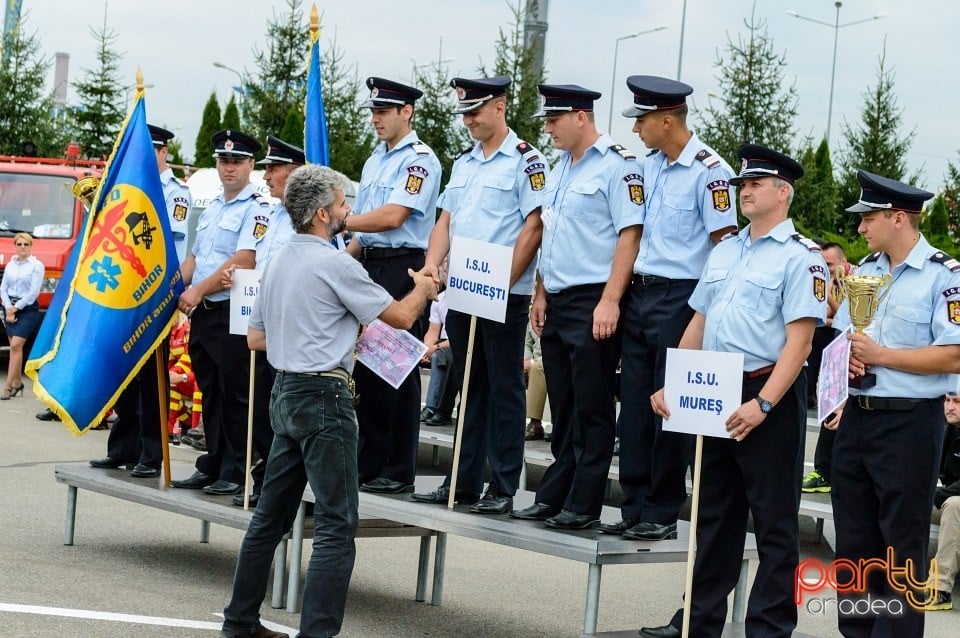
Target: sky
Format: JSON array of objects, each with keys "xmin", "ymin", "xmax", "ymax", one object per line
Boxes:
[{"xmin": 21, "ymin": 0, "xmax": 958, "ymax": 189}]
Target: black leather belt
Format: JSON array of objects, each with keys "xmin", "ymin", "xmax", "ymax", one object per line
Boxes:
[
  {"xmin": 362, "ymin": 246, "xmax": 423, "ymax": 260},
  {"xmin": 280, "ymin": 368, "xmax": 350, "ymax": 384},
  {"xmin": 744, "ymin": 364, "xmax": 775, "ymax": 380},
  {"xmin": 633, "ymin": 273, "xmax": 671, "ymax": 286},
  {"xmin": 856, "ymin": 396, "xmax": 922, "ymax": 411},
  {"xmin": 201, "ymin": 299, "xmax": 229, "ymax": 310}
]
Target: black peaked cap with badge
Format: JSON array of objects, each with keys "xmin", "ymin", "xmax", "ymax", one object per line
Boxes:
[
  {"xmin": 845, "ymin": 169, "xmax": 933, "ymax": 214},
  {"xmin": 147, "ymin": 124, "xmax": 175, "ymax": 147},
  {"xmin": 622, "ymin": 75, "xmax": 693, "ymax": 118},
  {"xmin": 362, "ymin": 77, "xmax": 423, "ymax": 108},
  {"xmin": 256, "ymin": 135, "xmax": 305, "ymax": 166},
  {"xmin": 451, "ymin": 75, "xmax": 512, "ymax": 114},
  {"xmin": 534, "ymin": 84, "xmax": 601, "ymax": 117},
  {"xmin": 729, "ymin": 143, "xmax": 804, "ymax": 186},
  {"xmin": 212, "ymin": 129, "xmax": 261, "ymax": 159}
]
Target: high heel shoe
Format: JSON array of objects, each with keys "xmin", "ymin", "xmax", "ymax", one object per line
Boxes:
[{"xmin": 2, "ymin": 383, "xmax": 25, "ymax": 399}]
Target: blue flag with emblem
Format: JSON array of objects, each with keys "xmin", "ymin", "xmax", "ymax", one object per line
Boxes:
[
  {"xmin": 25, "ymin": 89, "xmax": 184, "ymax": 435},
  {"xmin": 304, "ymin": 5, "xmax": 329, "ymax": 166}
]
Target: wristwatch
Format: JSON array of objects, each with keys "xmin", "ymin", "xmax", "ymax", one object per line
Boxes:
[{"xmin": 755, "ymin": 396, "xmax": 773, "ymax": 414}]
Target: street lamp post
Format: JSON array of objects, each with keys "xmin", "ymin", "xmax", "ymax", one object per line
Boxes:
[
  {"xmin": 608, "ymin": 26, "xmax": 668, "ymax": 131},
  {"xmin": 786, "ymin": 2, "xmax": 886, "ymax": 142},
  {"xmin": 213, "ymin": 62, "xmax": 246, "ymax": 127}
]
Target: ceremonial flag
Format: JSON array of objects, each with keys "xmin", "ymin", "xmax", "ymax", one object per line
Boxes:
[
  {"xmin": 25, "ymin": 90, "xmax": 184, "ymax": 435},
  {"xmin": 304, "ymin": 4, "xmax": 329, "ymax": 166}
]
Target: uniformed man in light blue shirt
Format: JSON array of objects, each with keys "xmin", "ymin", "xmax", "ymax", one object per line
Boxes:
[
  {"xmin": 648, "ymin": 144, "xmax": 825, "ymax": 638},
  {"xmin": 342, "ymin": 77, "xmax": 441, "ymax": 496},
  {"xmin": 148, "ymin": 125, "xmax": 192, "ymax": 263},
  {"xmin": 510, "ymin": 84, "xmax": 642, "ymax": 530},
  {"xmin": 413, "ymin": 75, "xmax": 547, "ymax": 515},
  {"xmin": 830, "ymin": 170, "xmax": 960, "ymax": 638},
  {"xmin": 174, "ymin": 130, "xmax": 274, "ymax": 498},
  {"xmin": 607, "ymin": 75, "xmax": 738, "ymax": 543}
]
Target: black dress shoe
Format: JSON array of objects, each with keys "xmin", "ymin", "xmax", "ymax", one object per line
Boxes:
[
  {"xmin": 623, "ymin": 521, "xmax": 678, "ymax": 541},
  {"xmin": 638, "ymin": 623, "xmax": 681, "ymax": 638},
  {"xmin": 469, "ymin": 490, "xmax": 513, "ymax": 515},
  {"xmin": 129, "ymin": 463, "xmax": 160, "ymax": 478},
  {"xmin": 89, "ymin": 457, "xmax": 130, "ymax": 469},
  {"xmin": 36, "ymin": 408, "xmax": 61, "ymax": 422},
  {"xmin": 419, "ymin": 407, "xmax": 436, "ymax": 422},
  {"xmin": 232, "ymin": 492, "xmax": 261, "ymax": 507},
  {"xmin": 170, "ymin": 471, "xmax": 214, "ymax": 489},
  {"xmin": 411, "ymin": 485, "xmax": 479, "ymax": 505},
  {"xmin": 598, "ymin": 516, "xmax": 643, "ymax": 535},
  {"xmin": 360, "ymin": 477, "xmax": 415, "ymax": 494},
  {"xmin": 203, "ymin": 480, "xmax": 242, "ymax": 496},
  {"xmin": 423, "ymin": 412, "xmax": 453, "ymax": 427},
  {"xmin": 510, "ymin": 502, "xmax": 560, "ymax": 520},
  {"xmin": 544, "ymin": 509, "xmax": 599, "ymax": 530}
]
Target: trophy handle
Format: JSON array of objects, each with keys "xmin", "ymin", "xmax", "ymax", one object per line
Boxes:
[{"xmin": 877, "ymin": 273, "xmax": 894, "ymax": 304}]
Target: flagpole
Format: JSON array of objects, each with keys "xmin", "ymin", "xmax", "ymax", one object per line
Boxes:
[
  {"xmin": 446, "ymin": 315, "xmax": 477, "ymax": 509},
  {"xmin": 156, "ymin": 349, "xmax": 172, "ymax": 486},
  {"xmin": 681, "ymin": 434, "xmax": 704, "ymax": 638},
  {"xmin": 244, "ymin": 351, "xmax": 256, "ymax": 510}
]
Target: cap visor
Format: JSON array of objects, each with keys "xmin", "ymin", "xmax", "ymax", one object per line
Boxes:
[
  {"xmin": 214, "ymin": 152, "xmax": 253, "ymax": 159},
  {"xmin": 453, "ymin": 101, "xmax": 486, "ymax": 115},
  {"xmin": 621, "ymin": 105, "xmax": 654, "ymax": 118},
  {"xmin": 845, "ymin": 202, "xmax": 881, "ymax": 213}
]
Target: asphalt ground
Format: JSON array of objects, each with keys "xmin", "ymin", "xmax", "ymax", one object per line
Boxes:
[{"xmin": 0, "ymin": 373, "xmax": 956, "ymax": 637}]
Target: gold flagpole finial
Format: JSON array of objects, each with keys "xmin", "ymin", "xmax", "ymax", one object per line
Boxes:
[
  {"xmin": 136, "ymin": 66, "xmax": 144, "ymax": 93},
  {"xmin": 310, "ymin": 4, "xmax": 319, "ymax": 37}
]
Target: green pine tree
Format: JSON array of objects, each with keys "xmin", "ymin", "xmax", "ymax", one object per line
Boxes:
[
  {"xmin": 222, "ymin": 96, "xmax": 241, "ymax": 131},
  {"xmin": 321, "ymin": 36, "xmax": 373, "ymax": 180},
  {"xmin": 194, "ymin": 92, "xmax": 222, "ymax": 168},
  {"xmin": 69, "ymin": 10, "xmax": 126, "ymax": 160},
  {"xmin": 279, "ymin": 107, "xmax": 304, "ymax": 146},
  {"xmin": 696, "ymin": 8, "xmax": 798, "ymax": 168},
  {"xmin": 414, "ymin": 55, "xmax": 470, "ymax": 189},
  {"xmin": 793, "ymin": 138, "xmax": 841, "ymax": 235},
  {"xmin": 942, "ymin": 154, "xmax": 960, "ymax": 235},
  {"xmin": 0, "ymin": 12, "xmax": 65, "ymax": 156},
  {"xmin": 836, "ymin": 43, "xmax": 917, "ymax": 235},
  {"xmin": 921, "ymin": 195, "xmax": 952, "ymax": 246}
]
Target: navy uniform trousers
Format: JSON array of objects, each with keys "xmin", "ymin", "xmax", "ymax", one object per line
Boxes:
[
  {"xmin": 832, "ymin": 398, "xmax": 944, "ymax": 638},
  {"xmin": 618, "ymin": 278, "xmax": 697, "ymax": 524},
  {"xmin": 690, "ymin": 370, "xmax": 807, "ymax": 638},
  {"xmin": 106, "ymin": 345, "xmax": 169, "ymax": 469},
  {"xmin": 442, "ymin": 294, "xmax": 528, "ymax": 497},
  {"xmin": 355, "ymin": 251, "xmax": 427, "ymax": 486},
  {"xmin": 535, "ymin": 284, "xmax": 620, "ymax": 516},
  {"xmin": 190, "ymin": 303, "xmax": 274, "ymax": 485}
]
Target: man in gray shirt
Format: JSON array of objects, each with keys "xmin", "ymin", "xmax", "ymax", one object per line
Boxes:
[{"xmin": 220, "ymin": 165, "xmax": 437, "ymax": 638}]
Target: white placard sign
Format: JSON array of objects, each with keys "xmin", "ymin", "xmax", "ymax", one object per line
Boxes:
[
  {"xmin": 817, "ymin": 326, "xmax": 852, "ymax": 423},
  {"xmin": 229, "ymin": 268, "xmax": 261, "ymax": 335},
  {"xmin": 445, "ymin": 236, "xmax": 513, "ymax": 323},
  {"xmin": 356, "ymin": 319, "xmax": 429, "ymax": 389},
  {"xmin": 662, "ymin": 348, "xmax": 745, "ymax": 438}
]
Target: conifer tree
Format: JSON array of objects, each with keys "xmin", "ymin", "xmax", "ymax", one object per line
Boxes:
[
  {"xmin": 193, "ymin": 92, "xmax": 221, "ymax": 168},
  {"xmin": 71, "ymin": 10, "xmax": 125, "ymax": 160}
]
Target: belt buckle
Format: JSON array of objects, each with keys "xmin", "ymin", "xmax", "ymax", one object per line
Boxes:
[
  {"xmin": 201, "ymin": 299, "xmax": 212, "ymax": 311},
  {"xmin": 859, "ymin": 396, "xmax": 875, "ymax": 411}
]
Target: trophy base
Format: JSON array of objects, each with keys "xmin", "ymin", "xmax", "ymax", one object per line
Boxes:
[{"xmin": 850, "ymin": 373, "xmax": 877, "ymax": 390}]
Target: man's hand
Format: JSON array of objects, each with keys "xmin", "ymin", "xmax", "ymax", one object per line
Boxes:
[
  {"xmin": 220, "ymin": 264, "xmax": 237, "ymax": 290},
  {"xmin": 530, "ymin": 294, "xmax": 547, "ymax": 336},
  {"xmin": 822, "ymin": 405, "xmax": 843, "ymax": 431},
  {"xmin": 420, "ymin": 263, "xmax": 441, "ymax": 288},
  {"xmin": 725, "ymin": 399, "xmax": 767, "ymax": 442},
  {"xmin": 178, "ymin": 287, "xmax": 203, "ymax": 315},
  {"xmin": 650, "ymin": 388, "xmax": 670, "ymax": 419},
  {"xmin": 410, "ymin": 268, "xmax": 439, "ymax": 301},
  {"xmin": 847, "ymin": 331, "xmax": 881, "ymax": 379},
  {"xmin": 592, "ymin": 298, "xmax": 619, "ymax": 341}
]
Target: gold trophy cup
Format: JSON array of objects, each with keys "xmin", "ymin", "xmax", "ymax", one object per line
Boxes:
[{"xmin": 836, "ymin": 267, "xmax": 892, "ymax": 389}]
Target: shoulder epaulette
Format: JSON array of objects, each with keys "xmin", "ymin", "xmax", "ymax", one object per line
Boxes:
[
  {"xmin": 251, "ymin": 192, "xmax": 270, "ymax": 207},
  {"xmin": 859, "ymin": 251, "xmax": 882, "ymax": 265},
  {"xmin": 609, "ymin": 144, "xmax": 636, "ymax": 161},
  {"xmin": 516, "ymin": 141, "xmax": 541, "ymax": 163},
  {"xmin": 454, "ymin": 146, "xmax": 473, "ymax": 160},
  {"xmin": 930, "ymin": 251, "xmax": 960, "ymax": 272},
  {"xmin": 516, "ymin": 141, "xmax": 532, "ymax": 154},
  {"xmin": 411, "ymin": 141, "xmax": 431, "ymax": 155},
  {"xmin": 694, "ymin": 149, "xmax": 721, "ymax": 169},
  {"xmin": 791, "ymin": 233, "xmax": 821, "ymax": 252},
  {"xmin": 646, "ymin": 148, "xmax": 658, "ymax": 157}
]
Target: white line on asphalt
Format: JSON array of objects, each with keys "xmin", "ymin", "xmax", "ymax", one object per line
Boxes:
[{"xmin": 0, "ymin": 603, "xmax": 298, "ymax": 634}]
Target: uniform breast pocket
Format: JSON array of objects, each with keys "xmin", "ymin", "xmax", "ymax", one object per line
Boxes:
[
  {"xmin": 734, "ymin": 271, "xmax": 782, "ymax": 316},
  {"xmin": 881, "ymin": 304, "xmax": 931, "ymax": 348},
  {"xmin": 563, "ymin": 181, "xmax": 603, "ymax": 220},
  {"xmin": 662, "ymin": 192, "xmax": 697, "ymax": 234},
  {"xmin": 213, "ymin": 212, "xmax": 243, "ymax": 253},
  {"xmin": 700, "ymin": 268, "xmax": 728, "ymax": 307},
  {"xmin": 481, "ymin": 175, "xmax": 516, "ymax": 215}
]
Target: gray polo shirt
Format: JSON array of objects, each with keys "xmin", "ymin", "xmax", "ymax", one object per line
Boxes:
[{"xmin": 250, "ymin": 234, "xmax": 393, "ymax": 373}]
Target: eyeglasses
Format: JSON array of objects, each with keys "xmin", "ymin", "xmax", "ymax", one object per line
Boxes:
[{"xmin": 14, "ymin": 242, "xmax": 30, "ymax": 247}]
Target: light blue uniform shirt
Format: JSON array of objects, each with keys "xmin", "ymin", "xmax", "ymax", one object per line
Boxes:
[
  {"xmin": 160, "ymin": 168, "xmax": 192, "ymax": 264},
  {"xmin": 353, "ymin": 130, "xmax": 441, "ymax": 249},
  {"xmin": 191, "ymin": 183, "xmax": 270, "ymax": 302},
  {"xmin": 634, "ymin": 133, "xmax": 737, "ymax": 280},
  {"xmin": 438, "ymin": 129, "xmax": 547, "ymax": 296},
  {"xmin": 255, "ymin": 203, "xmax": 295, "ymax": 272},
  {"xmin": 834, "ymin": 235, "xmax": 960, "ymax": 398},
  {"xmin": 688, "ymin": 219, "xmax": 828, "ymax": 372},
  {"xmin": 539, "ymin": 135, "xmax": 643, "ymax": 293},
  {"xmin": 0, "ymin": 255, "xmax": 43, "ymax": 308}
]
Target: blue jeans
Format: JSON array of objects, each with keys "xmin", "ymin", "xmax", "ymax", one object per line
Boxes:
[
  {"xmin": 222, "ymin": 372, "xmax": 359, "ymax": 638},
  {"xmin": 425, "ymin": 346, "xmax": 453, "ymax": 410}
]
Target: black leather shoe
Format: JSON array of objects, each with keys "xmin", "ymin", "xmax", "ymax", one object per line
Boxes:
[
  {"xmin": 623, "ymin": 521, "xmax": 678, "ymax": 541},
  {"xmin": 170, "ymin": 471, "xmax": 214, "ymax": 489},
  {"xmin": 419, "ymin": 407, "xmax": 436, "ymax": 422},
  {"xmin": 544, "ymin": 509, "xmax": 599, "ymax": 530},
  {"xmin": 638, "ymin": 623, "xmax": 681, "ymax": 638},
  {"xmin": 36, "ymin": 408, "xmax": 61, "ymax": 422},
  {"xmin": 510, "ymin": 502, "xmax": 560, "ymax": 520},
  {"xmin": 221, "ymin": 624, "xmax": 290, "ymax": 638},
  {"xmin": 598, "ymin": 516, "xmax": 643, "ymax": 535},
  {"xmin": 469, "ymin": 490, "xmax": 513, "ymax": 515},
  {"xmin": 203, "ymin": 480, "xmax": 242, "ymax": 496},
  {"xmin": 232, "ymin": 492, "xmax": 260, "ymax": 507},
  {"xmin": 411, "ymin": 485, "xmax": 479, "ymax": 505},
  {"xmin": 129, "ymin": 463, "xmax": 160, "ymax": 478},
  {"xmin": 89, "ymin": 457, "xmax": 130, "ymax": 469},
  {"xmin": 360, "ymin": 477, "xmax": 415, "ymax": 494},
  {"xmin": 423, "ymin": 412, "xmax": 453, "ymax": 427}
]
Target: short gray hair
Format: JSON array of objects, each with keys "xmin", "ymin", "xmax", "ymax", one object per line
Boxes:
[
  {"xmin": 284, "ymin": 165, "xmax": 350, "ymax": 233},
  {"xmin": 772, "ymin": 177, "xmax": 795, "ymax": 207}
]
